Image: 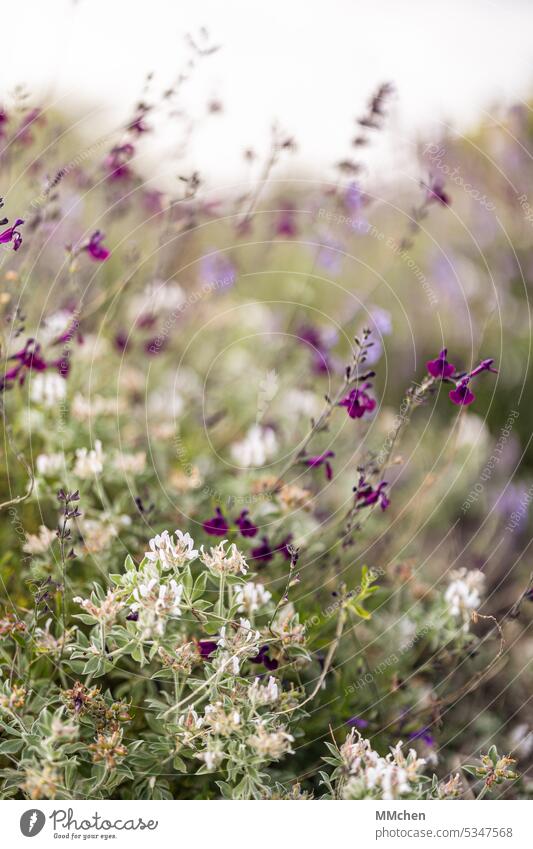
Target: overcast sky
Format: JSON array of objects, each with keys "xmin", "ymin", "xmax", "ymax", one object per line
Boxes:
[{"xmin": 3, "ymin": 0, "xmax": 533, "ymax": 185}]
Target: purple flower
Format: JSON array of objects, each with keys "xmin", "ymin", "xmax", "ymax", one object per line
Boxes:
[
  {"xmin": 251, "ymin": 644, "xmax": 279, "ymax": 671},
  {"xmin": 202, "ymin": 507, "xmax": 229, "ymax": 536},
  {"xmin": 1, "ymin": 339, "xmax": 54, "ymax": 391},
  {"xmin": 449, "ymin": 358, "xmax": 497, "ymax": 407},
  {"xmin": 201, "ymin": 250, "xmax": 236, "ymax": 290},
  {"xmin": 105, "ymin": 143, "xmax": 134, "ymax": 180},
  {"xmin": 84, "ymin": 231, "xmax": 110, "ymax": 262},
  {"xmin": 346, "ymin": 716, "xmax": 369, "ymax": 729},
  {"xmin": 354, "ymin": 477, "xmax": 389, "ymax": 511},
  {"xmin": 0, "ymin": 218, "xmax": 24, "ymax": 251},
  {"xmin": 427, "ymin": 348, "xmax": 455, "ymax": 378},
  {"xmin": 198, "ymin": 640, "xmax": 218, "ymax": 659},
  {"xmin": 339, "ymin": 383, "xmax": 376, "ymax": 419},
  {"xmin": 235, "ymin": 509, "xmax": 258, "ymax": 538},
  {"xmin": 408, "ymin": 726, "xmax": 435, "ymax": 747},
  {"xmin": 449, "ymin": 380, "xmax": 475, "ymax": 406},
  {"xmin": 251, "ymin": 536, "xmax": 274, "ymax": 563},
  {"xmin": 126, "ymin": 611, "xmax": 139, "ymax": 622},
  {"xmin": 297, "ymin": 325, "xmax": 334, "ymax": 375},
  {"xmin": 273, "ymin": 534, "xmax": 294, "ymax": 560},
  {"xmin": 426, "ymin": 175, "xmax": 450, "ymax": 206},
  {"xmin": 275, "ymin": 204, "xmax": 297, "ymax": 237},
  {"xmin": 305, "ymin": 451, "xmax": 335, "ymax": 480}
]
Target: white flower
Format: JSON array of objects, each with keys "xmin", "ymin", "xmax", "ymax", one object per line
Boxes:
[
  {"xmin": 340, "ymin": 731, "xmax": 425, "ymax": 800},
  {"xmin": 444, "ymin": 567, "xmax": 485, "ymax": 629},
  {"xmin": 74, "ymin": 440, "xmax": 104, "ymax": 478},
  {"xmin": 235, "ymin": 581, "xmax": 272, "ymax": 614},
  {"xmin": 39, "ymin": 309, "xmax": 74, "ymax": 345},
  {"xmin": 248, "ymin": 676, "xmax": 279, "ymax": 705},
  {"xmin": 30, "ymin": 373, "xmax": 66, "ymax": 408},
  {"xmin": 196, "ymin": 745, "xmax": 224, "ymax": 772},
  {"xmin": 230, "ymin": 425, "xmax": 278, "ymax": 467},
  {"xmin": 114, "ymin": 451, "xmax": 146, "ymax": 475},
  {"xmin": 23, "ymin": 525, "xmax": 56, "ymax": 555},
  {"xmin": 130, "ymin": 577, "xmax": 184, "ymax": 637},
  {"xmin": 247, "ymin": 723, "xmax": 294, "ymax": 759},
  {"xmin": 36, "ymin": 452, "xmax": 64, "ymax": 477},
  {"xmin": 200, "ymin": 540, "xmax": 247, "ymax": 576},
  {"xmin": 144, "ymin": 529, "xmax": 198, "ymax": 571}
]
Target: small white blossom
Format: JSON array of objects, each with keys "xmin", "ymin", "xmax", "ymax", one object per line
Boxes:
[
  {"xmin": 200, "ymin": 540, "xmax": 248, "ymax": 576},
  {"xmin": 30, "ymin": 373, "xmax": 66, "ymax": 407},
  {"xmin": 235, "ymin": 581, "xmax": 272, "ymax": 614},
  {"xmin": 444, "ymin": 567, "xmax": 485, "ymax": 630},
  {"xmin": 74, "ymin": 439, "xmax": 104, "ymax": 478},
  {"xmin": 23, "ymin": 525, "xmax": 56, "ymax": 555},
  {"xmin": 36, "ymin": 452, "xmax": 64, "ymax": 477},
  {"xmin": 145, "ymin": 529, "xmax": 198, "ymax": 571},
  {"xmin": 230, "ymin": 425, "xmax": 278, "ymax": 467},
  {"xmin": 247, "ymin": 723, "xmax": 294, "ymax": 759},
  {"xmin": 248, "ymin": 676, "xmax": 279, "ymax": 705}
]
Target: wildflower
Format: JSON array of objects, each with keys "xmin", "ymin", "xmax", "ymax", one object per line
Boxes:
[
  {"xmin": 275, "ymin": 203, "xmax": 297, "ymax": 237},
  {"xmin": 0, "ymin": 613, "xmax": 26, "ymax": 638},
  {"xmin": 297, "ymin": 324, "xmax": 335, "ymax": 374},
  {"xmin": 436, "ymin": 773, "xmax": 463, "ymax": 798},
  {"xmin": 21, "ymin": 765, "xmax": 60, "ymax": 800},
  {"xmin": 354, "ymin": 477, "xmax": 390, "ymax": 511},
  {"xmin": 217, "ymin": 618, "xmax": 261, "ymax": 672},
  {"xmin": 230, "ymin": 425, "xmax": 278, "ymax": 467},
  {"xmin": 339, "ymin": 383, "xmax": 376, "ymax": 419},
  {"xmin": 449, "ymin": 358, "xmax": 498, "ymax": 407},
  {"xmin": 30, "ymin": 372, "xmax": 66, "ymax": 407},
  {"xmin": 272, "ymin": 603, "xmax": 306, "ymax": 646},
  {"xmin": 74, "ymin": 439, "xmax": 104, "ymax": 478},
  {"xmin": 251, "ymin": 644, "xmax": 279, "ymax": 671},
  {"xmin": 247, "ymin": 723, "xmax": 294, "ymax": 759},
  {"xmin": 144, "ymin": 529, "xmax": 198, "ymax": 571},
  {"xmin": 63, "ymin": 681, "xmax": 101, "ymax": 715},
  {"xmin": 159, "ymin": 641, "xmax": 200, "ymax": 674},
  {"xmin": 200, "ymin": 540, "xmax": 248, "ymax": 576},
  {"xmin": 251, "ymin": 536, "xmax": 274, "ymax": 563},
  {"xmin": 72, "ymin": 589, "xmax": 125, "ymax": 625},
  {"xmin": 204, "ymin": 703, "xmax": 241, "ymax": 736},
  {"xmin": 234, "ymin": 509, "xmax": 258, "ymax": 538},
  {"xmin": 1, "ymin": 338, "xmax": 50, "ymax": 390},
  {"xmin": 196, "ymin": 743, "xmax": 225, "ymax": 772},
  {"xmin": 203, "ymin": 507, "xmax": 229, "ymax": 536},
  {"xmin": 105, "ymin": 142, "xmax": 134, "ymax": 180},
  {"xmin": 84, "ymin": 230, "xmax": 110, "ymax": 262},
  {"xmin": 346, "ymin": 716, "xmax": 369, "ymax": 729},
  {"xmin": 235, "ymin": 581, "xmax": 272, "ymax": 614},
  {"xmin": 23, "ymin": 525, "xmax": 56, "ymax": 555},
  {"xmin": 79, "ymin": 519, "xmax": 117, "ymax": 554},
  {"xmin": 200, "ymin": 250, "xmax": 236, "ymax": 289},
  {"xmin": 305, "ymin": 451, "xmax": 335, "ymax": 480},
  {"xmin": 198, "ymin": 639, "xmax": 218, "ymax": 659},
  {"xmin": 36, "ymin": 452, "xmax": 64, "ymax": 477},
  {"xmin": 444, "ymin": 567, "xmax": 485, "ymax": 629},
  {"xmin": 0, "ymin": 217, "xmax": 24, "ymax": 251},
  {"xmin": 89, "ymin": 730, "xmax": 127, "ymax": 769},
  {"xmin": 277, "ymin": 482, "xmax": 312, "ymax": 511},
  {"xmin": 425, "ymin": 174, "xmax": 450, "ymax": 206},
  {"xmin": 339, "ymin": 730, "xmax": 426, "ymax": 800},
  {"xmin": 114, "ymin": 451, "xmax": 146, "ymax": 475},
  {"xmin": 248, "ymin": 676, "xmax": 279, "ymax": 706},
  {"xmin": 130, "ymin": 578, "xmax": 184, "ymax": 637},
  {"xmin": 0, "ymin": 683, "xmax": 27, "ymax": 711},
  {"xmin": 426, "ymin": 348, "xmax": 455, "ymax": 378}
]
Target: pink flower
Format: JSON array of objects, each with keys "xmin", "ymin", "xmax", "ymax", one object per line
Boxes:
[
  {"xmin": 84, "ymin": 231, "xmax": 110, "ymax": 262},
  {"xmin": 0, "ymin": 218, "xmax": 24, "ymax": 251},
  {"xmin": 339, "ymin": 383, "xmax": 376, "ymax": 419},
  {"xmin": 426, "ymin": 348, "xmax": 455, "ymax": 378}
]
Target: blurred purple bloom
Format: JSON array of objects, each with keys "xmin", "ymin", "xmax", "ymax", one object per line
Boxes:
[
  {"xmin": 105, "ymin": 143, "xmax": 134, "ymax": 180},
  {"xmin": 346, "ymin": 716, "xmax": 369, "ymax": 729},
  {"xmin": 235, "ymin": 509, "xmax": 258, "ymax": 538},
  {"xmin": 251, "ymin": 536, "xmax": 273, "ymax": 563},
  {"xmin": 409, "ymin": 726, "xmax": 435, "ymax": 747},
  {"xmin": 201, "ymin": 250, "xmax": 236, "ymax": 289},
  {"xmin": 84, "ymin": 231, "xmax": 110, "ymax": 262},
  {"xmin": 355, "ymin": 477, "xmax": 389, "ymax": 511},
  {"xmin": 203, "ymin": 507, "xmax": 229, "ymax": 536},
  {"xmin": 305, "ymin": 451, "xmax": 335, "ymax": 480},
  {"xmin": 275, "ymin": 204, "xmax": 297, "ymax": 237}
]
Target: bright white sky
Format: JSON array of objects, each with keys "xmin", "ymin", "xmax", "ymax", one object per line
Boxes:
[{"xmin": 3, "ymin": 0, "xmax": 533, "ymax": 185}]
